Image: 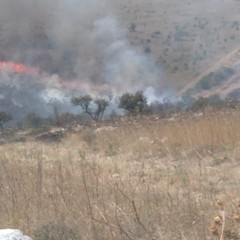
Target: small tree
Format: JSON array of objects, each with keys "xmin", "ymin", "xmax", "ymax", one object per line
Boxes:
[
  {"xmin": 72, "ymin": 95, "xmax": 92, "ymax": 115},
  {"xmin": 130, "ymin": 22, "xmax": 136, "ymax": 32},
  {"xmin": 119, "ymin": 91, "xmax": 148, "ymax": 115},
  {"xmin": 94, "ymin": 98, "xmax": 109, "ymax": 121},
  {"xmin": 0, "ymin": 111, "xmax": 12, "ymax": 130},
  {"xmin": 72, "ymin": 95, "xmax": 109, "ymax": 121}
]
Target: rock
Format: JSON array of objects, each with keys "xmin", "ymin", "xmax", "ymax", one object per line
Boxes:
[
  {"xmin": 0, "ymin": 229, "xmax": 32, "ymax": 240},
  {"xmin": 95, "ymin": 126, "xmax": 116, "ymax": 133},
  {"xmin": 36, "ymin": 128, "xmax": 65, "ymax": 143},
  {"xmin": 72, "ymin": 124, "xmax": 82, "ymax": 132}
]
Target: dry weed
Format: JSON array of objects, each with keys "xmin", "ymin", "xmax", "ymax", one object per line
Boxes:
[{"xmin": 0, "ymin": 110, "xmax": 240, "ymax": 239}]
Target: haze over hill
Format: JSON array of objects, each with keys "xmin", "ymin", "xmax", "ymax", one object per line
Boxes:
[
  {"xmin": 0, "ymin": 0, "xmax": 166, "ymax": 120},
  {"xmin": 0, "ymin": 0, "xmax": 240, "ymax": 120}
]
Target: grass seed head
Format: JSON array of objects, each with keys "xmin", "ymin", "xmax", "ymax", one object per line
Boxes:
[
  {"xmin": 214, "ymin": 216, "xmax": 222, "ymax": 225},
  {"xmin": 216, "ymin": 200, "xmax": 224, "ymax": 208},
  {"xmin": 234, "ymin": 214, "xmax": 240, "ymax": 223},
  {"xmin": 210, "ymin": 223, "xmax": 219, "ymax": 236}
]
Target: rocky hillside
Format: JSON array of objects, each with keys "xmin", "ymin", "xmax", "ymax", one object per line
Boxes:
[{"xmin": 111, "ymin": 0, "xmax": 240, "ymax": 95}]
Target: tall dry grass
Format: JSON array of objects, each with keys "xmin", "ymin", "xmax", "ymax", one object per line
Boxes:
[{"xmin": 0, "ymin": 110, "xmax": 240, "ymax": 239}]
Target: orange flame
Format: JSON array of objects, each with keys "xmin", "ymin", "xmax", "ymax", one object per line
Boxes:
[
  {"xmin": 0, "ymin": 61, "xmax": 39, "ymax": 75},
  {"xmin": 0, "ymin": 60, "xmax": 113, "ymax": 94}
]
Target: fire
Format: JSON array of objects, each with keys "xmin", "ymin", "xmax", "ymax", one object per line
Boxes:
[
  {"xmin": 0, "ymin": 60, "xmax": 113, "ymax": 94},
  {"xmin": 0, "ymin": 61, "xmax": 38, "ymax": 75}
]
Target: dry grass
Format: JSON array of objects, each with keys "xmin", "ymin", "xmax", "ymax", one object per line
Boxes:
[{"xmin": 1, "ymin": 110, "xmax": 240, "ymax": 239}]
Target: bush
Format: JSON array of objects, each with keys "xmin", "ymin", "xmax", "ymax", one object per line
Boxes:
[
  {"xmin": 26, "ymin": 113, "xmax": 44, "ymax": 128},
  {"xmin": 189, "ymin": 95, "xmax": 223, "ymax": 112},
  {"xmin": 119, "ymin": 91, "xmax": 148, "ymax": 115},
  {"xmin": 129, "ymin": 22, "xmax": 136, "ymax": 32},
  {"xmin": 34, "ymin": 221, "xmax": 81, "ymax": 240},
  {"xmin": 148, "ymin": 100, "xmax": 183, "ymax": 116},
  {"xmin": 0, "ymin": 111, "xmax": 12, "ymax": 130},
  {"xmin": 227, "ymin": 88, "xmax": 240, "ymax": 100},
  {"xmin": 196, "ymin": 72, "xmax": 215, "ymax": 90},
  {"xmin": 58, "ymin": 112, "xmax": 84, "ymax": 124}
]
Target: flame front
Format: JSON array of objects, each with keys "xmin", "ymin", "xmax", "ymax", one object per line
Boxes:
[
  {"xmin": 0, "ymin": 61, "xmax": 38, "ymax": 75},
  {"xmin": 0, "ymin": 60, "xmax": 113, "ymax": 94}
]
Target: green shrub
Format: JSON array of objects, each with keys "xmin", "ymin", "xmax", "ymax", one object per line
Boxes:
[
  {"xmin": 0, "ymin": 111, "xmax": 12, "ymax": 130},
  {"xmin": 189, "ymin": 95, "xmax": 223, "ymax": 112},
  {"xmin": 119, "ymin": 91, "xmax": 148, "ymax": 115}
]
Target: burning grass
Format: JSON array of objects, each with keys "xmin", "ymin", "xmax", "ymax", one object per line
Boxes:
[{"xmin": 1, "ymin": 110, "xmax": 240, "ymax": 239}]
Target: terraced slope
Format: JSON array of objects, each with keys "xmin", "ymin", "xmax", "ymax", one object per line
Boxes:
[{"xmin": 111, "ymin": 0, "xmax": 240, "ymax": 93}]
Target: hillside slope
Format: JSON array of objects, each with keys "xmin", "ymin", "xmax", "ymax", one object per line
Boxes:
[
  {"xmin": 111, "ymin": 0, "xmax": 240, "ymax": 93},
  {"xmin": 179, "ymin": 46, "xmax": 240, "ymax": 98}
]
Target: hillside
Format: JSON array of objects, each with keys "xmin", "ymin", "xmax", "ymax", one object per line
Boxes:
[
  {"xmin": 111, "ymin": 0, "xmax": 240, "ymax": 93},
  {"xmin": 2, "ymin": 2, "xmax": 240, "ymax": 239},
  {"xmin": 180, "ymin": 46, "xmax": 240, "ymax": 99}
]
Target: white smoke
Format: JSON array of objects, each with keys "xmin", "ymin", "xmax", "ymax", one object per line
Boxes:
[{"xmin": 0, "ymin": 0, "xmax": 167, "ymax": 119}]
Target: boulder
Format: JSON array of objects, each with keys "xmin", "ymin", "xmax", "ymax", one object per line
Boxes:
[
  {"xmin": 36, "ymin": 128, "xmax": 65, "ymax": 143},
  {"xmin": 0, "ymin": 229, "xmax": 32, "ymax": 240}
]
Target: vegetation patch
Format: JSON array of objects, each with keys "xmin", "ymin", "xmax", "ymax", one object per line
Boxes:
[
  {"xmin": 228, "ymin": 88, "xmax": 240, "ymax": 100},
  {"xmin": 194, "ymin": 67, "xmax": 235, "ymax": 91}
]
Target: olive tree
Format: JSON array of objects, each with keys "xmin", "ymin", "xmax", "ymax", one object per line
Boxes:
[{"xmin": 72, "ymin": 95, "xmax": 109, "ymax": 121}]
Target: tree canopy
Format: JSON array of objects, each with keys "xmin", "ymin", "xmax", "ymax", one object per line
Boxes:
[
  {"xmin": 72, "ymin": 95, "xmax": 109, "ymax": 121},
  {"xmin": 119, "ymin": 91, "xmax": 148, "ymax": 115}
]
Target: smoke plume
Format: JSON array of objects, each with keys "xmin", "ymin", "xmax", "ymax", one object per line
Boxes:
[{"xmin": 0, "ymin": 0, "xmax": 165, "ymax": 119}]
